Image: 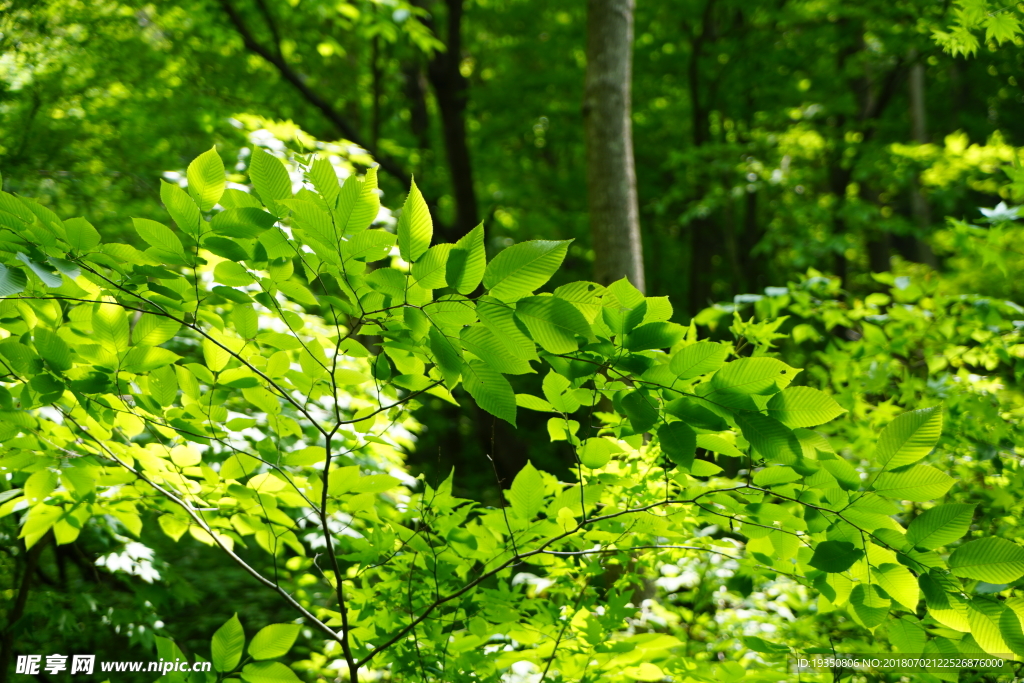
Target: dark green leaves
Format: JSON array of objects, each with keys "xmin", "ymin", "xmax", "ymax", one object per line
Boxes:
[
  {"xmin": 658, "ymin": 422, "xmax": 696, "ymax": 469},
  {"xmin": 483, "ymin": 240, "xmax": 569, "ymax": 300},
  {"xmin": 906, "ymin": 504, "xmax": 975, "ymax": 550},
  {"xmin": 462, "ymin": 359, "xmax": 516, "ymax": 426},
  {"xmin": 211, "ymin": 208, "xmax": 278, "ymax": 239},
  {"xmin": 734, "ymin": 412, "xmax": 802, "ymax": 465},
  {"xmin": 808, "ymin": 540, "xmax": 864, "ymax": 573}
]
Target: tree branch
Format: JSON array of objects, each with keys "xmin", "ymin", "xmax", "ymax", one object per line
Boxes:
[{"xmin": 216, "ymin": 0, "xmax": 411, "ymax": 186}]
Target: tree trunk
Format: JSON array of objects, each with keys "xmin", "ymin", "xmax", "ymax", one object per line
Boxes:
[
  {"xmin": 906, "ymin": 49, "xmax": 938, "ymax": 266},
  {"xmin": 584, "ymin": 0, "xmax": 645, "ymax": 292},
  {"xmin": 425, "ymin": 0, "xmax": 479, "ymax": 241}
]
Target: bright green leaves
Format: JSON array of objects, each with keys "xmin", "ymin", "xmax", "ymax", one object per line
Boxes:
[
  {"xmin": 483, "ymin": 240, "xmax": 569, "ymax": 300},
  {"xmin": 161, "ymin": 180, "xmax": 201, "ymax": 237},
  {"xmin": 850, "ymin": 584, "xmax": 890, "ymax": 628},
  {"xmin": 133, "ymin": 217, "xmax": 186, "ymax": 262},
  {"xmin": 509, "ymin": 461, "xmax": 544, "ymax": 520},
  {"xmin": 248, "ymin": 623, "xmax": 301, "ymax": 660},
  {"xmin": 875, "ymin": 406, "xmax": 943, "ymax": 471},
  {"xmin": 906, "ymin": 504, "xmax": 975, "ymax": 550},
  {"xmin": 949, "ymin": 538, "xmax": 1024, "ymax": 583},
  {"xmin": 515, "ymin": 296, "xmax": 590, "ymax": 354},
  {"xmin": 93, "ymin": 302, "xmax": 130, "ymax": 354},
  {"xmin": 211, "ymin": 208, "xmax": 277, "ymax": 239},
  {"xmin": 709, "ymin": 357, "xmax": 799, "ymax": 395},
  {"xmin": 578, "ymin": 437, "xmax": 622, "ymax": 469},
  {"xmin": 669, "ymin": 341, "xmax": 729, "ymax": 379},
  {"xmin": 63, "ymin": 216, "xmax": 101, "ymax": 251},
  {"xmin": 462, "ymin": 359, "xmax": 516, "ymax": 426},
  {"xmin": 34, "ymin": 329, "xmax": 71, "ymax": 372},
  {"xmin": 397, "ymin": 178, "xmax": 432, "ymax": 262},
  {"xmin": 809, "ymin": 540, "xmax": 864, "ymax": 572},
  {"xmin": 446, "ymin": 223, "xmax": 486, "ymax": 294},
  {"xmin": 249, "ymin": 147, "xmax": 292, "ymax": 217},
  {"xmin": 337, "ymin": 167, "xmax": 380, "ymax": 234},
  {"xmin": 186, "ymin": 147, "xmax": 226, "ymax": 212},
  {"xmin": 873, "ymin": 564, "xmax": 919, "ymax": 612},
  {"xmin": 766, "ymin": 386, "xmax": 846, "ymax": 428},
  {"xmin": 412, "ymin": 244, "xmax": 453, "ymax": 289},
  {"xmin": 212, "ymin": 614, "xmax": 245, "ymax": 672},
  {"xmin": 873, "ymin": 465, "xmax": 955, "ymax": 502},
  {"xmin": 241, "ymin": 662, "xmax": 302, "ymax": 683}
]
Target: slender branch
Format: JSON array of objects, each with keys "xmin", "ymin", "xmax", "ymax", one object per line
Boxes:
[{"xmin": 216, "ymin": 0, "xmax": 411, "ymax": 185}]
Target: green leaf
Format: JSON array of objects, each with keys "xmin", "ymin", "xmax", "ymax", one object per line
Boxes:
[
  {"xmin": 232, "ymin": 305, "xmax": 259, "ymax": 339},
  {"xmin": 211, "ymin": 207, "xmax": 278, "ymax": 239},
  {"xmin": 337, "ymin": 167, "xmax": 380, "ymax": 234},
  {"xmin": 308, "ymin": 156, "xmax": 340, "ymax": 208},
  {"xmin": 765, "ymin": 386, "xmax": 846, "ymax": 428},
  {"xmin": 949, "ymin": 538, "xmax": 1024, "ymax": 583},
  {"xmin": 625, "ymin": 322, "xmax": 686, "ymax": 351},
  {"xmin": 446, "ymin": 223, "xmax": 486, "ymax": 294},
  {"xmin": 397, "ymin": 178, "xmax": 432, "ymax": 262},
  {"xmin": 247, "ymin": 623, "xmax": 301, "ymax": 660},
  {"xmin": 808, "ymin": 540, "xmax": 863, "ymax": 573},
  {"xmin": 63, "ymin": 216, "xmax": 101, "ymax": 251},
  {"xmin": 249, "ymin": 147, "xmax": 293, "ymax": 216},
  {"xmin": 697, "ymin": 434, "xmax": 745, "ymax": 458},
  {"xmin": 709, "ymin": 357, "xmax": 799, "ymax": 395},
  {"xmin": 875, "ymin": 406, "xmax": 943, "ymax": 471},
  {"xmin": 1000, "ymin": 604, "xmax": 1024, "ymax": 657},
  {"xmin": 669, "ymin": 341, "xmax": 729, "ymax": 379},
  {"xmin": 0, "ymin": 263, "xmax": 27, "ymax": 297},
  {"xmin": 476, "ymin": 298, "xmax": 539, "ymax": 361},
  {"xmin": 461, "ymin": 359, "xmax": 516, "ymax": 426},
  {"xmin": 850, "ymin": 583, "xmax": 890, "ymax": 628},
  {"xmin": 429, "ymin": 326, "xmax": 462, "ymax": 388},
  {"xmin": 345, "ymin": 229, "xmax": 395, "ymax": 263},
  {"xmin": 509, "ymin": 461, "xmax": 544, "ymax": 519},
  {"xmin": 460, "ymin": 325, "xmax": 534, "ymax": 375},
  {"xmin": 578, "ymin": 437, "xmax": 623, "ymax": 469},
  {"xmin": 515, "ymin": 296, "xmax": 590, "ymax": 354},
  {"xmin": 873, "ymin": 563, "xmax": 919, "ymax": 611},
  {"xmin": 16, "ymin": 253, "xmax": 62, "ymax": 288},
  {"xmin": 240, "ymin": 661, "xmax": 302, "ymax": 683},
  {"xmin": 658, "ymin": 422, "xmax": 697, "ymax": 469},
  {"xmin": 412, "ymin": 243, "xmax": 453, "ymax": 289},
  {"xmin": 211, "ymin": 614, "xmax": 245, "ymax": 672},
  {"xmin": 133, "ymin": 217, "xmax": 185, "ymax": 258},
  {"xmin": 734, "ymin": 412, "xmax": 801, "ymax": 465},
  {"xmin": 133, "ymin": 314, "xmax": 180, "ymax": 347},
  {"xmin": 187, "ymin": 147, "xmax": 226, "ymax": 212},
  {"xmin": 906, "ymin": 504, "xmax": 975, "ymax": 550},
  {"xmin": 984, "ymin": 12, "xmax": 1020, "ymax": 44},
  {"xmin": 93, "ymin": 302, "xmax": 130, "ymax": 354},
  {"xmin": 34, "ymin": 329, "xmax": 71, "ymax": 372},
  {"xmin": 483, "ymin": 240, "xmax": 570, "ymax": 300},
  {"xmin": 160, "ymin": 180, "xmax": 201, "ymax": 237},
  {"xmin": 873, "ymin": 465, "xmax": 954, "ymax": 502},
  {"xmin": 620, "ymin": 390, "xmax": 659, "ymax": 434}
]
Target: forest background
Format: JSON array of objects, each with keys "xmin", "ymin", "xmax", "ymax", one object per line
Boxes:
[{"xmin": 2, "ymin": 0, "xmax": 1024, "ymax": 681}]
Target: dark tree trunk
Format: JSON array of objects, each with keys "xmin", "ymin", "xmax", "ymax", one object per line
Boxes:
[
  {"xmin": 584, "ymin": 0, "xmax": 645, "ymax": 292},
  {"xmin": 424, "ymin": 0, "xmax": 479, "ymax": 241}
]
